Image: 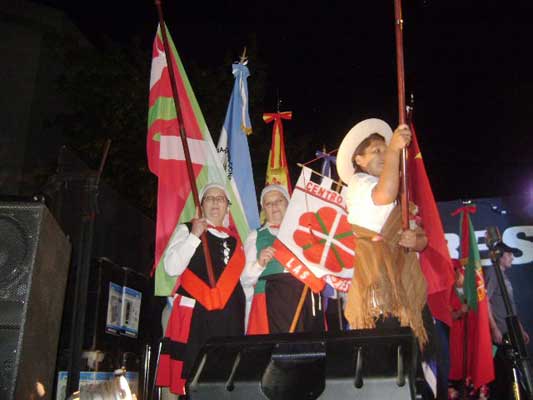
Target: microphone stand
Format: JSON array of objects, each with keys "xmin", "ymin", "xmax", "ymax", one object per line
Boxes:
[{"xmin": 486, "ymin": 227, "xmax": 533, "ymax": 400}]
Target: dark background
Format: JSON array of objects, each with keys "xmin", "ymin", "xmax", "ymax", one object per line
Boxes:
[
  {"xmin": 8, "ymin": 0, "xmax": 533, "ymax": 207},
  {"xmin": 439, "ymin": 195, "xmax": 533, "ymax": 357},
  {"xmin": 0, "ymin": 2, "xmax": 532, "ymax": 396}
]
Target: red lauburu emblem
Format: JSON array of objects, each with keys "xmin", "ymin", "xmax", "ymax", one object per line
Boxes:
[{"xmin": 293, "ymin": 207, "xmax": 354, "ymax": 273}]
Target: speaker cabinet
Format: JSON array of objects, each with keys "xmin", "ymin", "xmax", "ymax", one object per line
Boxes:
[
  {"xmin": 186, "ymin": 327, "xmax": 420, "ymax": 400},
  {"xmin": 0, "ymin": 201, "xmax": 71, "ymax": 399}
]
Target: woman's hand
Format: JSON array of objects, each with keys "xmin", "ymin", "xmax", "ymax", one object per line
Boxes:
[
  {"xmin": 191, "ymin": 217, "xmax": 208, "ymax": 237},
  {"xmin": 258, "ymin": 246, "xmax": 276, "ymax": 267}
]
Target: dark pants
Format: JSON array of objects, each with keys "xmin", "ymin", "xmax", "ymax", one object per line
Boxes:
[
  {"xmin": 265, "ymin": 273, "xmax": 325, "ymax": 333},
  {"xmin": 434, "ymin": 319, "xmax": 450, "ymax": 400},
  {"xmin": 490, "ymin": 337, "xmax": 532, "ymax": 399},
  {"xmin": 491, "ymin": 341, "xmax": 516, "ymax": 399}
]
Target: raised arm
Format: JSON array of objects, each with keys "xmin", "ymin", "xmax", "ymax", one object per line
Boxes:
[{"xmin": 372, "ymin": 124, "xmax": 411, "ymax": 205}]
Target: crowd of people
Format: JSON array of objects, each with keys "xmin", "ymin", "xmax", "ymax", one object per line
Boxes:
[{"xmin": 155, "ymin": 120, "xmax": 529, "ymax": 400}]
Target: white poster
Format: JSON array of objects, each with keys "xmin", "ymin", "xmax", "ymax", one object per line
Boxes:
[
  {"xmin": 121, "ymin": 286, "xmax": 142, "ymax": 338},
  {"xmin": 106, "ymin": 282, "xmax": 123, "ymax": 334}
]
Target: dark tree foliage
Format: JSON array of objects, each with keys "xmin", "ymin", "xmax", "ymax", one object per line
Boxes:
[
  {"xmin": 54, "ymin": 34, "xmax": 269, "ymax": 217},
  {"xmin": 54, "ymin": 35, "xmax": 156, "ymax": 215}
]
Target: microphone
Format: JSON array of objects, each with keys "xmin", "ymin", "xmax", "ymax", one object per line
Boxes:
[
  {"xmin": 485, "ymin": 226, "xmax": 502, "ymax": 251},
  {"xmin": 485, "ymin": 226, "xmax": 514, "ymax": 264}
]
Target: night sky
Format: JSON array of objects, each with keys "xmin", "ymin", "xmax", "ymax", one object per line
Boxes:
[{"xmin": 35, "ymin": 0, "xmax": 533, "ymax": 202}]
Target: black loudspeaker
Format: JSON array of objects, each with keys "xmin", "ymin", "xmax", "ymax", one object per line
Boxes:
[
  {"xmin": 0, "ymin": 201, "xmax": 71, "ymax": 400},
  {"xmin": 186, "ymin": 327, "xmax": 420, "ymax": 400}
]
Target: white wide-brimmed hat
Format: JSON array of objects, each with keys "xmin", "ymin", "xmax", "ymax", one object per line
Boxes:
[{"xmin": 336, "ymin": 118, "xmax": 393, "ymax": 184}]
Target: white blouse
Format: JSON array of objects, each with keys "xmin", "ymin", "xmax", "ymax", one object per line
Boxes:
[{"xmin": 346, "ymin": 173, "xmax": 395, "ymax": 232}]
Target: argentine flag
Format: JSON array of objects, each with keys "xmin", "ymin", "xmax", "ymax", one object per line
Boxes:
[{"xmin": 217, "ymin": 62, "xmax": 260, "ymax": 230}]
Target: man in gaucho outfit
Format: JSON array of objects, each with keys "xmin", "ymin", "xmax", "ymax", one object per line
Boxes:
[
  {"xmin": 336, "ymin": 118, "xmax": 431, "ymax": 347},
  {"xmin": 156, "ymin": 182, "xmax": 246, "ymax": 396}
]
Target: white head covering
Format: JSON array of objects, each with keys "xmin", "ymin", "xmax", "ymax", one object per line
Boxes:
[
  {"xmin": 336, "ymin": 118, "xmax": 393, "ymax": 184},
  {"xmin": 260, "ymin": 184, "xmax": 290, "ymax": 206},
  {"xmin": 199, "ymin": 182, "xmax": 230, "ymax": 201}
]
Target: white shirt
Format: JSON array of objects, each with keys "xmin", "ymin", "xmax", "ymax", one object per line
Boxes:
[
  {"xmin": 163, "ymin": 222, "xmax": 230, "ymax": 277},
  {"xmin": 242, "ymin": 229, "xmax": 264, "ymax": 290},
  {"xmin": 346, "ymin": 173, "xmax": 395, "ymax": 232}
]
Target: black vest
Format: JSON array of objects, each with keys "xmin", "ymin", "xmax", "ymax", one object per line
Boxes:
[{"xmin": 176, "ymin": 223, "xmax": 237, "ymax": 298}]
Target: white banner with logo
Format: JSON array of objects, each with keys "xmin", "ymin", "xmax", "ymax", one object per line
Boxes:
[{"xmin": 273, "ymin": 167, "xmax": 354, "ymax": 292}]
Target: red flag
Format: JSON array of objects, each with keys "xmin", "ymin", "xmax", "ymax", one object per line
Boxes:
[
  {"xmin": 449, "ymin": 261, "xmax": 495, "ymax": 388},
  {"xmin": 407, "ymin": 122, "xmax": 455, "ymax": 326}
]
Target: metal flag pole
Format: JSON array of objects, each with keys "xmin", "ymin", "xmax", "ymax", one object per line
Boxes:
[
  {"xmin": 154, "ymin": 0, "xmax": 216, "ymax": 287},
  {"xmin": 393, "ymin": 0, "xmax": 410, "ymax": 230}
]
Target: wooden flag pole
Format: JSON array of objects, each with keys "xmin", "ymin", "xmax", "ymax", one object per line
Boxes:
[
  {"xmin": 240, "ymin": 46, "xmax": 247, "ymax": 64},
  {"xmin": 393, "ymin": 0, "xmax": 410, "ymax": 230},
  {"xmin": 289, "ymin": 285, "xmax": 309, "ymax": 333},
  {"xmin": 154, "ymin": 0, "xmax": 216, "ymax": 288}
]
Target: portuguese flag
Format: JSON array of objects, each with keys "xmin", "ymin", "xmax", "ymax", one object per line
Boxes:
[
  {"xmin": 147, "ymin": 24, "xmax": 249, "ymax": 296},
  {"xmin": 449, "ymin": 205, "xmax": 494, "ymax": 388},
  {"xmin": 452, "ymin": 205, "xmax": 480, "ymax": 310}
]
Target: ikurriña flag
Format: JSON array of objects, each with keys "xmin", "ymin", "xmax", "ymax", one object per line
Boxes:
[
  {"xmin": 217, "ymin": 62, "xmax": 260, "ymax": 231},
  {"xmin": 407, "ymin": 121, "xmax": 455, "ymax": 326},
  {"xmin": 147, "ymin": 24, "xmax": 249, "ymax": 296}
]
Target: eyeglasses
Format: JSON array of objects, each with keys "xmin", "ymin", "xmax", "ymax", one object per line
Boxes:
[
  {"xmin": 203, "ymin": 195, "xmax": 227, "ymax": 204},
  {"xmin": 263, "ymin": 199, "xmax": 286, "ymax": 209}
]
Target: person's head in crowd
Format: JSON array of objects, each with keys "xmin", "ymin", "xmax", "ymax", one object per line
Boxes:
[
  {"xmin": 498, "ymin": 242, "xmax": 517, "ymax": 270},
  {"xmin": 200, "ymin": 183, "xmax": 229, "ymax": 226},
  {"xmin": 260, "ymin": 184, "xmax": 290, "ymax": 226}
]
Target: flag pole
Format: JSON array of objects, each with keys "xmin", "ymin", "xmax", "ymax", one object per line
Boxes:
[
  {"xmin": 240, "ymin": 46, "xmax": 247, "ymax": 64},
  {"xmin": 289, "ymin": 285, "xmax": 309, "ymax": 333},
  {"xmin": 393, "ymin": 0, "xmax": 409, "ymax": 230},
  {"xmin": 154, "ymin": 0, "xmax": 216, "ymax": 288}
]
